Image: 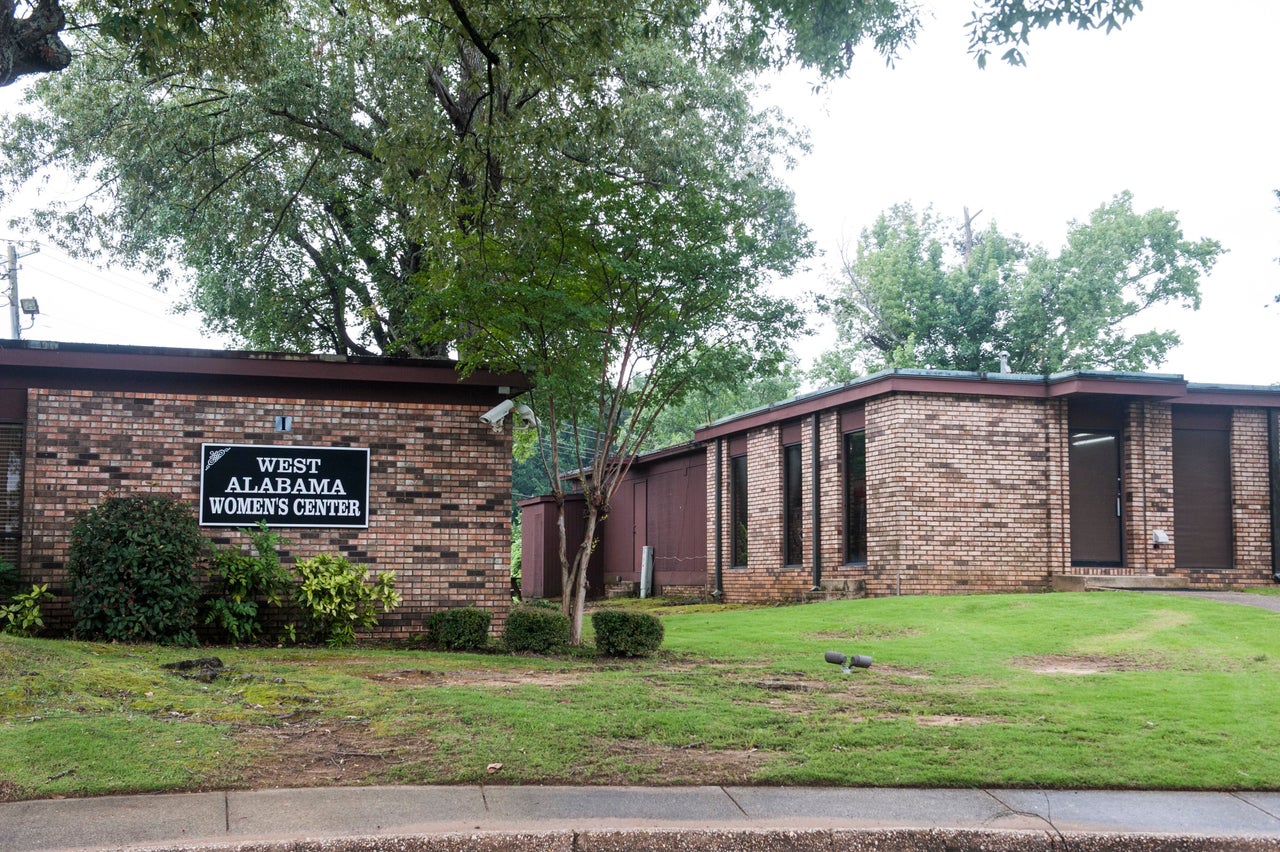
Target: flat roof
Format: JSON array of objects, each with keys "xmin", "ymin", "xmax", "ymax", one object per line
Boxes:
[
  {"xmin": 693, "ymin": 368, "xmax": 1280, "ymax": 441},
  {"xmin": 0, "ymin": 340, "xmax": 530, "ymax": 406}
]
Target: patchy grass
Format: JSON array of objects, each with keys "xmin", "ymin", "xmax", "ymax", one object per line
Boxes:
[{"xmin": 1, "ymin": 592, "xmax": 1278, "ymax": 800}]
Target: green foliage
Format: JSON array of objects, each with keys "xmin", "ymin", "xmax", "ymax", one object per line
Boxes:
[
  {"xmin": 203, "ymin": 522, "xmax": 292, "ymax": 644},
  {"xmin": 967, "ymin": 0, "xmax": 1146, "ymax": 69},
  {"xmin": 426, "ymin": 607, "xmax": 492, "ymax": 652},
  {"xmin": 67, "ymin": 495, "xmax": 204, "ymax": 645},
  {"xmin": 591, "ymin": 609, "xmax": 665, "ymax": 657},
  {"xmin": 1, "ymin": 584, "xmax": 54, "ymax": 637},
  {"xmin": 813, "ymin": 193, "xmax": 1222, "ymax": 382},
  {"xmin": 503, "ymin": 605, "xmax": 570, "ymax": 654},
  {"xmin": 7, "ymin": 593, "xmax": 1280, "ymax": 797},
  {"xmin": 642, "ymin": 358, "xmax": 802, "ymax": 450},
  {"xmin": 290, "ymin": 554, "xmax": 400, "ymax": 648},
  {"xmin": 0, "ymin": 559, "xmax": 18, "ymax": 597}
]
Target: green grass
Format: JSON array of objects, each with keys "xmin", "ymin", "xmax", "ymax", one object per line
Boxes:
[{"xmin": 2, "ymin": 592, "xmax": 1278, "ymax": 799}]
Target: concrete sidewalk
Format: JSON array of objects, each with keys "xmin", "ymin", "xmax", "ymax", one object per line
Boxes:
[{"xmin": 3, "ymin": 785, "xmax": 1280, "ymax": 851}]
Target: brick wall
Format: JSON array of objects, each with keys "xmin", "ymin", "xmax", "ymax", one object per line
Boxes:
[
  {"xmin": 20, "ymin": 388, "xmax": 512, "ymax": 638},
  {"xmin": 861, "ymin": 393, "xmax": 1057, "ymax": 596},
  {"xmin": 701, "ymin": 390, "xmax": 1275, "ymax": 602},
  {"xmin": 1226, "ymin": 408, "xmax": 1273, "ymax": 585}
]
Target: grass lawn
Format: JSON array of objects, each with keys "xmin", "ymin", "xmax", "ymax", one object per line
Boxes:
[{"xmin": 1, "ymin": 591, "xmax": 1278, "ymax": 800}]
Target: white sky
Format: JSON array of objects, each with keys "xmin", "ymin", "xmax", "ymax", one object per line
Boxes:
[
  {"xmin": 764, "ymin": 0, "xmax": 1280, "ymax": 386},
  {"xmin": 1, "ymin": 0, "xmax": 1277, "ymax": 385}
]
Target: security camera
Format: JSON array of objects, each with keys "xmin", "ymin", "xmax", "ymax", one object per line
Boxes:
[
  {"xmin": 480, "ymin": 399, "xmax": 515, "ymax": 431},
  {"xmin": 513, "ymin": 404, "xmax": 539, "ymax": 430}
]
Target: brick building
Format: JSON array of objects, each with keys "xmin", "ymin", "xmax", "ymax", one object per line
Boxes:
[
  {"xmin": 528, "ymin": 369, "xmax": 1279, "ymax": 601},
  {"xmin": 0, "ymin": 341, "xmax": 528, "ymax": 637}
]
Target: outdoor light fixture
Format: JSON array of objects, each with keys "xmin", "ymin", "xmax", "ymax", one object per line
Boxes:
[
  {"xmin": 825, "ymin": 650, "xmax": 873, "ymax": 673},
  {"xmin": 19, "ymin": 297, "xmax": 38, "ymax": 316}
]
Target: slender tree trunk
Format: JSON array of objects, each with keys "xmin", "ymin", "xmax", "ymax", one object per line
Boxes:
[{"xmin": 565, "ymin": 506, "xmax": 600, "ymax": 645}]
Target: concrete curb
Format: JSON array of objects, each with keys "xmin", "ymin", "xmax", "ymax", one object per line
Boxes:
[{"xmin": 4, "ymin": 786, "xmax": 1280, "ymax": 852}]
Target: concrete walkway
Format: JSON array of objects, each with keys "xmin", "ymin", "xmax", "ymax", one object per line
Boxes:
[{"xmin": 4, "ymin": 785, "xmax": 1280, "ymax": 851}]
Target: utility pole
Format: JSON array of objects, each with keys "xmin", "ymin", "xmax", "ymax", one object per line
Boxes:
[
  {"xmin": 7, "ymin": 242, "xmax": 17, "ymax": 340},
  {"xmin": 6, "ymin": 241, "xmax": 40, "ymax": 340}
]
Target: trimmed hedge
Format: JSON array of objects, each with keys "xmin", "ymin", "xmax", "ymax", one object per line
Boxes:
[
  {"xmin": 504, "ymin": 605, "xmax": 570, "ymax": 653},
  {"xmin": 428, "ymin": 606, "xmax": 491, "ymax": 651},
  {"xmin": 591, "ymin": 609, "xmax": 664, "ymax": 657}
]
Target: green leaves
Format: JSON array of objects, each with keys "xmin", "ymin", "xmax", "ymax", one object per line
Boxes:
[
  {"xmin": 290, "ymin": 553, "xmax": 400, "ymax": 648},
  {"xmin": 816, "ymin": 193, "xmax": 1220, "ymax": 379}
]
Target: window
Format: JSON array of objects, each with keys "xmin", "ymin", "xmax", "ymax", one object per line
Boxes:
[
  {"xmin": 783, "ymin": 443, "xmax": 802, "ymax": 565},
  {"xmin": 844, "ymin": 431, "xmax": 867, "ymax": 564},
  {"xmin": 729, "ymin": 454, "xmax": 748, "ymax": 567},
  {"xmin": 1, "ymin": 423, "xmax": 22, "ymax": 568}
]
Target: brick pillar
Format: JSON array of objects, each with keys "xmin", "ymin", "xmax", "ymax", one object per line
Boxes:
[
  {"xmin": 1231, "ymin": 408, "xmax": 1274, "ymax": 583},
  {"xmin": 1124, "ymin": 401, "xmax": 1175, "ymax": 575}
]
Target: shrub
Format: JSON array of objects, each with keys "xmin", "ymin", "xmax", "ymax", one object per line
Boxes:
[
  {"xmin": 291, "ymin": 553, "xmax": 400, "ymax": 647},
  {"xmin": 68, "ymin": 494, "xmax": 205, "ymax": 645},
  {"xmin": 1, "ymin": 583, "xmax": 54, "ymax": 637},
  {"xmin": 204, "ymin": 522, "xmax": 291, "ymax": 643},
  {"xmin": 0, "ymin": 559, "xmax": 19, "ymax": 597},
  {"xmin": 504, "ymin": 604, "xmax": 569, "ymax": 653},
  {"xmin": 591, "ymin": 609, "xmax": 664, "ymax": 657},
  {"xmin": 427, "ymin": 606, "xmax": 491, "ymax": 651}
]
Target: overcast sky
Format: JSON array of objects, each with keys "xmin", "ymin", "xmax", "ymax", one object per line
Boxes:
[
  {"xmin": 2, "ymin": 0, "xmax": 1277, "ymax": 385},
  {"xmin": 765, "ymin": 0, "xmax": 1279, "ymax": 386}
]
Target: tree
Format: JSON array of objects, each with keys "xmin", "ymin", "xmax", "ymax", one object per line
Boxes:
[
  {"xmin": 813, "ymin": 193, "xmax": 1222, "ymax": 381},
  {"xmin": 436, "ymin": 34, "xmax": 807, "ymax": 643},
  {"xmin": 0, "ymin": 0, "xmax": 1147, "ymax": 88},
  {"xmin": 0, "ymin": 0, "xmax": 279, "ymax": 86},
  {"xmin": 642, "ymin": 358, "xmax": 802, "ymax": 451}
]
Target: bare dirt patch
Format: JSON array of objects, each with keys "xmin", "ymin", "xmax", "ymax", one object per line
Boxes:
[
  {"xmin": 914, "ymin": 714, "xmax": 999, "ymax": 727},
  {"xmin": 229, "ymin": 718, "xmax": 409, "ymax": 790},
  {"xmin": 806, "ymin": 627, "xmax": 921, "ymax": 642},
  {"xmin": 1018, "ymin": 654, "xmax": 1160, "ymax": 675},
  {"xmin": 365, "ymin": 669, "xmax": 584, "ymax": 689},
  {"xmin": 0, "ymin": 779, "xmax": 21, "ymax": 803}
]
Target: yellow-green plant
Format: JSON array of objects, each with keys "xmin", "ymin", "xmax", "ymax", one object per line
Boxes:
[{"xmin": 291, "ymin": 553, "xmax": 399, "ymax": 647}]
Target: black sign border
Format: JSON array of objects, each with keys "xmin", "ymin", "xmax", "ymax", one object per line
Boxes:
[{"xmin": 199, "ymin": 443, "xmax": 371, "ymax": 529}]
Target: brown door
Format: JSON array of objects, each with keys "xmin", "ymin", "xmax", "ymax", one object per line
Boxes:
[
  {"xmin": 1070, "ymin": 431, "xmax": 1122, "ymax": 566},
  {"xmin": 1173, "ymin": 428, "xmax": 1232, "ymax": 569}
]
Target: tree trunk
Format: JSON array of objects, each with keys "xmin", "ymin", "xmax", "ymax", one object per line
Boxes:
[{"xmin": 565, "ymin": 505, "xmax": 600, "ymax": 645}]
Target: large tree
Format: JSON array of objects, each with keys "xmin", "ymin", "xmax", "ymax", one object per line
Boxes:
[
  {"xmin": 0, "ymin": 0, "xmax": 1146, "ymax": 87},
  {"xmin": 812, "ymin": 193, "xmax": 1222, "ymax": 381}
]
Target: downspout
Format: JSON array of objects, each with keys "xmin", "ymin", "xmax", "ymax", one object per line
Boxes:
[
  {"xmin": 810, "ymin": 412, "xmax": 821, "ymax": 591},
  {"xmin": 1270, "ymin": 409, "xmax": 1280, "ymax": 582},
  {"xmin": 713, "ymin": 437, "xmax": 724, "ymax": 598}
]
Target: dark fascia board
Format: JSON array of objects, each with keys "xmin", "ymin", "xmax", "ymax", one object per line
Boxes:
[
  {"xmin": 1182, "ymin": 382, "xmax": 1280, "ymax": 408},
  {"xmin": 693, "ymin": 368, "xmax": 1194, "ymax": 442},
  {"xmin": 0, "ymin": 339, "xmax": 530, "ymax": 395}
]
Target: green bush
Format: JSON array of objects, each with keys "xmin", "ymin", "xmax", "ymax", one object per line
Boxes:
[
  {"xmin": 291, "ymin": 553, "xmax": 400, "ymax": 648},
  {"xmin": 68, "ymin": 494, "xmax": 205, "ymax": 645},
  {"xmin": 204, "ymin": 522, "xmax": 291, "ymax": 643},
  {"xmin": 591, "ymin": 609, "xmax": 664, "ymax": 657},
  {"xmin": 427, "ymin": 606, "xmax": 491, "ymax": 651},
  {"xmin": 0, "ymin": 559, "xmax": 19, "ymax": 597},
  {"xmin": 1, "ymin": 583, "xmax": 54, "ymax": 637},
  {"xmin": 503, "ymin": 604, "xmax": 569, "ymax": 653}
]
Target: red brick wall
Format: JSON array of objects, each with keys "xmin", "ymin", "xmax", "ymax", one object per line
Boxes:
[
  {"xmin": 703, "ymin": 392, "xmax": 1275, "ymax": 602},
  {"xmin": 1121, "ymin": 401, "xmax": 1176, "ymax": 576},
  {"xmin": 860, "ymin": 393, "xmax": 1058, "ymax": 596},
  {"xmin": 20, "ymin": 388, "xmax": 512, "ymax": 638},
  {"xmin": 1225, "ymin": 408, "xmax": 1273, "ymax": 586}
]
